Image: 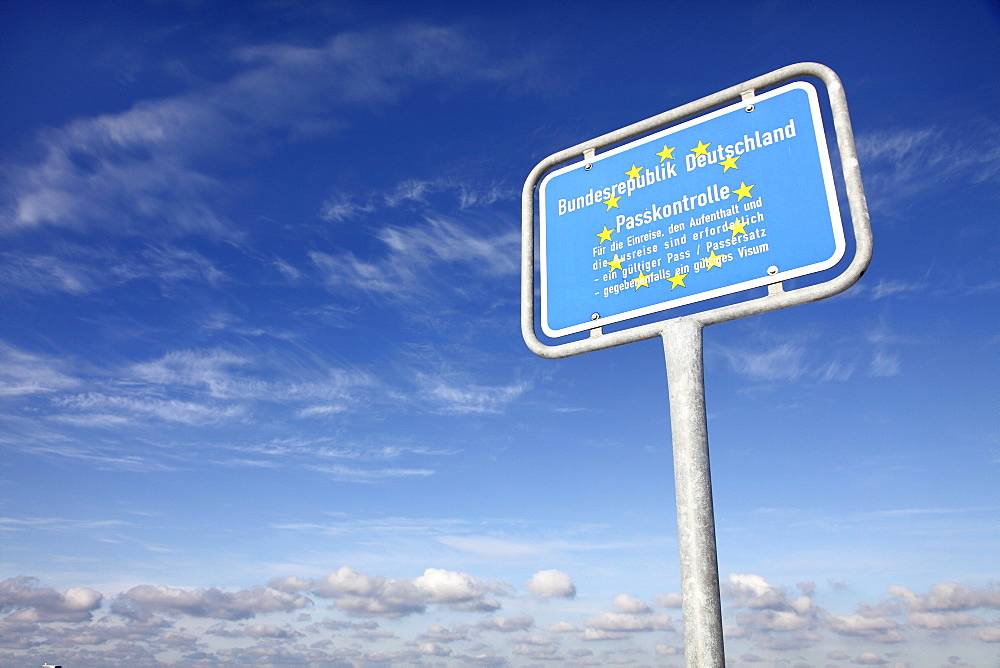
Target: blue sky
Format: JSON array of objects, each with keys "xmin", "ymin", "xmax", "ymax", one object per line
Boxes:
[{"xmin": 0, "ymin": 1, "xmax": 997, "ymax": 666}]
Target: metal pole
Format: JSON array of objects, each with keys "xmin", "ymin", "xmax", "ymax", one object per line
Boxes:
[{"xmin": 661, "ymin": 319, "xmax": 725, "ymax": 667}]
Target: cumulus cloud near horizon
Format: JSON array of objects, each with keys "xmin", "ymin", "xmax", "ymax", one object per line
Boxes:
[
  {"xmin": 269, "ymin": 565, "xmax": 508, "ymax": 618},
  {"xmin": 3, "ymin": 572, "xmax": 998, "ymax": 664},
  {"xmin": 525, "ymin": 569, "xmax": 576, "ymax": 599},
  {"xmin": 0, "ymin": 576, "xmax": 103, "ymax": 623}
]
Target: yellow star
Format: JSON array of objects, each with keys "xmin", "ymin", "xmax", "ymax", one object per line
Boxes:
[
  {"xmin": 690, "ymin": 140, "xmax": 711, "ymax": 156},
  {"xmin": 656, "ymin": 145, "xmax": 676, "ymax": 162},
  {"xmin": 607, "ymin": 254, "xmax": 623, "ymax": 271},
  {"xmin": 633, "ymin": 271, "xmax": 651, "ymax": 289},
  {"xmin": 733, "ymin": 181, "xmax": 756, "ymax": 201},
  {"xmin": 668, "ymin": 273, "xmax": 687, "ymax": 289},
  {"xmin": 596, "ymin": 226, "xmax": 613, "ymax": 243},
  {"xmin": 730, "ymin": 217, "xmax": 747, "ymax": 237},
  {"xmin": 605, "ymin": 195, "xmax": 622, "ymax": 211},
  {"xmin": 703, "ymin": 250, "xmax": 723, "ymax": 270},
  {"xmin": 720, "ymin": 155, "xmax": 740, "ymax": 172},
  {"xmin": 624, "ymin": 164, "xmax": 643, "ymax": 180}
]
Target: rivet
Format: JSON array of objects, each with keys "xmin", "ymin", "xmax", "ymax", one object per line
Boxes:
[
  {"xmin": 767, "ymin": 265, "xmax": 778, "ymax": 275},
  {"xmin": 584, "ymin": 163, "xmax": 593, "ymax": 170},
  {"xmin": 591, "ymin": 313, "xmax": 600, "ymax": 321},
  {"xmin": 745, "ymin": 104, "xmax": 755, "ymax": 113}
]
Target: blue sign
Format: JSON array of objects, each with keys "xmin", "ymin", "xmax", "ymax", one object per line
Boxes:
[{"xmin": 539, "ymin": 82, "xmax": 845, "ymax": 338}]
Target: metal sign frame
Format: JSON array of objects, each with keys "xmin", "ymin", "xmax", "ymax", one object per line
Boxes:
[{"xmin": 522, "ymin": 62, "xmax": 872, "ymax": 358}]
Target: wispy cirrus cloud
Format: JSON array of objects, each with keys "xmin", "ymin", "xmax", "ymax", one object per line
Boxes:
[
  {"xmin": 56, "ymin": 392, "xmax": 246, "ymax": 426},
  {"xmin": 0, "ymin": 516, "xmax": 128, "ymax": 532},
  {"xmin": 416, "ymin": 371, "xmax": 530, "ymax": 414},
  {"xmin": 320, "ymin": 177, "xmax": 514, "ymax": 223},
  {"xmin": 302, "ymin": 464, "xmax": 436, "ymax": 483},
  {"xmin": 126, "ymin": 347, "xmax": 378, "ymax": 412},
  {"xmin": 1, "ymin": 340, "xmax": 522, "ymax": 477},
  {"xmin": 310, "ymin": 214, "xmax": 519, "ymax": 297},
  {"xmin": 0, "ymin": 243, "xmax": 225, "ymax": 297},
  {"xmin": 0, "ymin": 343, "xmax": 79, "ymax": 396},
  {"xmin": 1, "ymin": 24, "xmax": 523, "ymax": 238},
  {"xmin": 717, "ymin": 321, "xmax": 911, "ymax": 384},
  {"xmin": 856, "ymin": 123, "xmax": 1000, "ymax": 220}
]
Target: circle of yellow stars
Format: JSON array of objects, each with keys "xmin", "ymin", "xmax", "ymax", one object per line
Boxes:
[{"xmin": 589, "ymin": 137, "xmax": 759, "ymax": 293}]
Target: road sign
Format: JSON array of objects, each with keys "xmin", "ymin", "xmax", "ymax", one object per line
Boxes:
[
  {"xmin": 522, "ymin": 63, "xmax": 873, "ymax": 668},
  {"xmin": 538, "ymin": 81, "xmax": 844, "ymax": 338}
]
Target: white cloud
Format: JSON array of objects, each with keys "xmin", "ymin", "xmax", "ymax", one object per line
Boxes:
[
  {"xmin": 721, "ymin": 342, "xmax": 806, "ymax": 381},
  {"xmin": 549, "ymin": 621, "xmax": 578, "ymax": 633},
  {"xmin": 129, "ymin": 348, "xmax": 375, "ymax": 404},
  {"xmin": 825, "ymin": 612, "xmax": 899, "ymax": 637},
  {"xmin": 416, "ymin": 372, "xmax": 529, "ymax": 414},
  {"xmin": 723, "ymin": 574, "xmax": 822, "ymax": 649},
  {"xmin": 206, "ymin": 621, "xmax": 303, "ymax": 639},
  {"xmin": 869, "ymin": 350, "xmax": 901, "ymax": 377},
  {"xmin": 417, "ymin": 624, "xmax": 468, "ymax": 643},
  {"xmin": 417, "ymin": 642, "xmax": 452, "ymax": 656},
  {"xmin": 738, "ymin": 609, "xmax": 813, "ymax": 632},
  {"xmin": 655, "ymin": 643, "xmax": 682, "ymax": 655},
  {"xmin": 906, "ymin": 610, "xmax": 984, "ymax": 629},
  {"xmin": 856, "ymin": 124, "xmax": 1000, "ymax": 219},
  {"xmin": 0, "ymin": 244, "xmax": 226, "ymax": 297},
  {"xmin": 870, "ymin": 278, "xmax": 924, "ymax": 300},
  {"xmin": 577, "ymin": 627, "xmax": 629, "ymax": 641},
  {"xmin": 58, "ymin": 392, "xmax": 245, "ymax": 426},
  {"xmin": 511, "ymin": 643, "xmax": 559, "ymax": 660},
  {"xmin": 477, "ymin": 614, "xmax": 534, "ymax": 632},
  {"xmin": 32, "ymin": 346, "xmax": 387, "ymax": 443},
  {"xmin": 311, "ymin": 215, "xmax": 519, "ymax": 298},
  {"xmin": 0, "ymin": 577, "xmax": 103, "ymax": 623},
  {"xmin": 723, "ymin": 573, "xmax": 792, "ymax": 609},
  {"xmin": 2, "ymin": 24, "xmax": 515, "ymax": 238},
  {"xmin": 322, "ymin": 178, "xmax": 513, "ymax": 220},
  {"xmin": 271, "ymin": 566, "xmax": 506, "ymax": 619},
  {"xmin": 320, "ymin": 193, "xmax": 377, "ymax": 222},
  {"xmin": 436, "ymin": 535, "xmax": 541, "ymax": 557},
  {"xmin": 244, "ymin": 623, "xmax": 302, "ymax": 639},
  {"xmin": 718, "ymin": 334, "xmax": 885, "ymax": 385},
  {"xmin": 4, "ymin": 572, "xmax": 998, "ymax": 664},
  {"xmin": 414, "ymin": 568, "xmax": 501, "ymax": 608},
  {"xmin": 115, "ymin": 584, "xmax": 310, "ymax": 620},
  {"xmin": 303, "ymin": 464, "xmax": 435, "ymax": 483},
  {"xmin": 584, "ymin": 611, "xmax": 673, "ymax": 633},
  {"xmin": 0, "ymin": 253, "xmax": 94, "ymax": 295},
  {"xmin": 612, "ymin": 593, "xmax": 650, "ymax": 614},
  {"xmin": 0, "ymin": 343, "xmax": 79, "ymax": 396},
  {"xmin": 656, "ymin": 592, "xmax": 683, "ymax": 608},
  {"xmin": 888, "ymin": 583, "xmax": 1000, "ymax": 612},
  {"xmin": 525, "ymin": 570, "xmax": 576, "ymax": 599},
  {"xmin": 580, "ymin": 593, "xmax": 674, "ymax": 637}
]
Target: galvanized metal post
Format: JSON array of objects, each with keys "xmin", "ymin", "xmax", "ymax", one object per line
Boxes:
[{"xmin": 661, "ymin": 319, "xmax": 725, "ymax": 667}]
